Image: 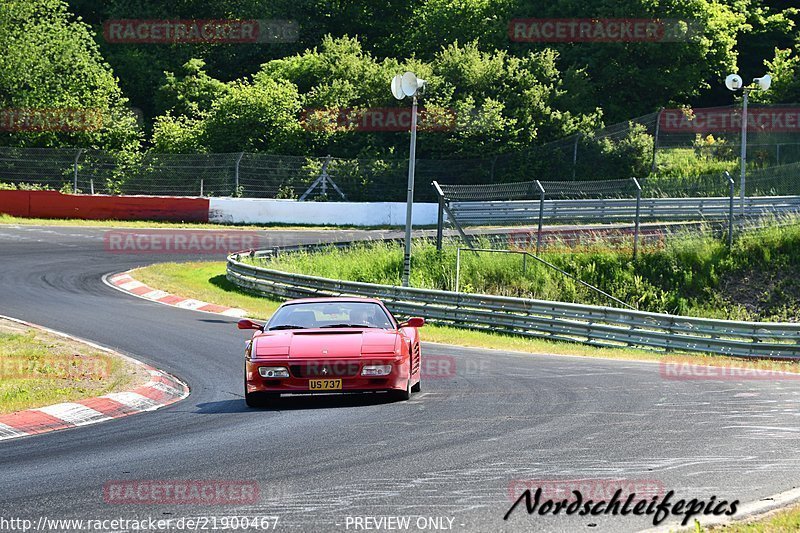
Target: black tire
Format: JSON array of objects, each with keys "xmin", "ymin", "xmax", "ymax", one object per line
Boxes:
[{"xmin": 391, "ymin": 364, "xmax": 412, "ymax": 401}]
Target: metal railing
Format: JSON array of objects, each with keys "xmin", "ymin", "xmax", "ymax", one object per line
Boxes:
[
  {"xmin": 454, "ymin": 247, "xmax": 635, "ymax": 310},
  {"xmin": 433, "ymin": 176, "xmax": 753, "ymax": 254},
  {"xmin": 447, "ymin": 195, "xmax": 800, "ymax": 224},
  {"xmin": 227, "ymin": 246, "xmax": 800, "ymax": 359}
]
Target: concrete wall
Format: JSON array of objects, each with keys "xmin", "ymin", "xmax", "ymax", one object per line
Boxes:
[
  {"xmin": 209, "ymin": 198, "xmax": 439, "ymax": 226},
  {"xmin": 0, "ymin": 191, "xmax": 209, "ymax": 222}
]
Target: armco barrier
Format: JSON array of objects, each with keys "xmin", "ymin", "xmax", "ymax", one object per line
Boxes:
[
  {"xmin": 0, "ymin": 191, "xmax": 209, "ymax": 222},
  {"xmin": 227, "ymin": 246, "xmax": 800, "ymax": 359},
  {"xmin": 448, "ymin": 196, "xmax": 800, "ymax": 225}
]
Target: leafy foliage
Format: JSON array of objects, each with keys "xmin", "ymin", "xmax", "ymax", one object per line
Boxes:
[{"xmin": 0, "ymin": 0, "xmax": 141, "ymax": 150}]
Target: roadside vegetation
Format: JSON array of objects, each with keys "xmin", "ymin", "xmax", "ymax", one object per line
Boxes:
[
  {"xmin": 0, "ymin": 319, "xmax": 149, "ymax": 413},
  {"xmin": 703, "ymin": 504, "xmax": 800, "ymax": 531},
  {"xmin": 248, "ymin": 219, "xmax": 800, "ymax": 321},
  {"xmin": 132, "ymin": 260, "xmax": 800, "ymax": 373},
  {"xmin": 2, "ymin": 1, "xmax": 800, "ymax": 196}
]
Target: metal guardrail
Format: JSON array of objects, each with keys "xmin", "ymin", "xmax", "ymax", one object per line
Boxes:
[
  {"xmin": 447, "ymin": 195, "xmax": 800, "ymax": 225},
  {"xmin": 227, "ymin": 246, "xmax": 800, "ymax": 359}
]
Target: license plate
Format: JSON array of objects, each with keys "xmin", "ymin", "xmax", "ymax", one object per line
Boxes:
[{"xmin": 309, "ymin": 379, "xmax": 342, "ymax": 391}]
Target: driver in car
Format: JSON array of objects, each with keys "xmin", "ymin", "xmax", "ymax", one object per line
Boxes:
[{"xmin": 350, "ymin": 307, "xmax": 376, "ymax": 327}]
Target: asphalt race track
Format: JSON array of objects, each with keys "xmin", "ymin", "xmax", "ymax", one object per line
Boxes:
[{"xmin": 2, "ymin": 224, "xmax": 800, "ymax": 533}]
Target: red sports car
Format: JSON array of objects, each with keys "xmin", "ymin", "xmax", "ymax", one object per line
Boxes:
[{"xmin": 239, "ymin": 297, "xmax": 424, "ymax": 407}]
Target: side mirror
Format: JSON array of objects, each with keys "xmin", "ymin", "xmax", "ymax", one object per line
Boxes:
[
  {"xmin": 237, "ymin": 319, "xmax": 264, "ymax": 331},
  {"xmin": 399, "ymin": 317, "xmax": 425, "ymax": 328}
]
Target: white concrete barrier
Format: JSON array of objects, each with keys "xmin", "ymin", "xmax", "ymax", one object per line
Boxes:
[{"xmin": 209, "ymin": 198, "xmax": 439, "ymax": 226}]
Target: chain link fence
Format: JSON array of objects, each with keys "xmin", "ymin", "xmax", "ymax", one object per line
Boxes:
[{"xmin": 1, "ymin": 104, "xmax": 799, "ymax": 201}]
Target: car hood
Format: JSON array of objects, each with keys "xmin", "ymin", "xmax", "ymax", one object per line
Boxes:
[{"xmin": 254, "ymin": 329, "xmax": 400, "ymax": 358}]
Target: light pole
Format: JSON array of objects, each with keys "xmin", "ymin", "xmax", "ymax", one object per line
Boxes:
[
  {"xmin": 724, "ymin": 73, "xmax": 771, "ymax": 217},
  {"xmin": 391, "ymin": 72, "xmax": 426, "ymax": 287}
]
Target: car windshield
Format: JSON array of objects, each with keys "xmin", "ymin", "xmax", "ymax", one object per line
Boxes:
[{"xmin": 267, "ymin": 301, "xmax": 394, "ymax": 330}]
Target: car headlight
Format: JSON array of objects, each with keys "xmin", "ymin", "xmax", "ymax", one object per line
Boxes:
[
  {"xmin": 258, "ymin": 366, "xmax": 290, "ymax": 378},
  {"xmin": 361, "ymin": 364, "xmax": 392, "ymax": 376}
]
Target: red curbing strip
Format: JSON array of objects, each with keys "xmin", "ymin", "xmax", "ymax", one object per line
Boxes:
[
  {"xmin": 76, "ymin": 397, "xmax": 138, "ymax": 418},
  {"xmin": 129, "ymin": 285, "xmax": 154, "ymax": 296},
  {"xmin": 157, "ymin": 294, "xmax": 185, "ymax": 305},
  {"xmin": 0, "ymin": 314, "xmax": 190, "ymax": 442},
  {"xmin": 104, "ymin": 270, "xmax": 247, "ymax": 318},
  {"xmin": 0, "ymin": 410, "xmax": 73, "ymax": 435},
  {"xmin": 198, "ymin": 303, "xmax": 230, "ymax": 313}
]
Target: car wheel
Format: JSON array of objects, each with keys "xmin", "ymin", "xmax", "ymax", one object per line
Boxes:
[
  {"xmin": 391, "ymin": 364, "xmax": 412, "ymax": 401},
  {"xmin": 245, "ymin": 390, "xmax": 276, "ymax": 408}
]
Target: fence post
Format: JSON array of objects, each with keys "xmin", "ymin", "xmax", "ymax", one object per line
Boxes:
[
  {"xmin": 651, "ymin": 108, "xmax": 663, "ymax": 173},
  {"xmin": 572, "ymin": 134, "xmax": 580, "ymax": 180},
  {"xmin": 234, "ymin": 152, "xmax": 244, "ymax": 194},
  {"xmin": 436, "ymin": 194, "xmax": 444, "ymax": 251},
  {"xmin": 432, "ymin": 181, "xmax": 447, "ymax": 251},
  {"xmin": 535, "ymin": 180, "xmax": 545, "ymax": 254},
  {"xmin": 73, "ymin": 148, "xmax": 84, "ymax": 193},
  {"xmin": 200, "ymin": 179, "xmax": 204, "ymax": 197},
  {"xmin": 725, "ymin": 171, "xmax": 734, "ymax": 247},
  {"xmin": 632, "ymin": 177, "xmax": 642, "ymax": 260},
  {"xmin": 90, "ymin": 179, "xmax": 94, "ymax": 195}
]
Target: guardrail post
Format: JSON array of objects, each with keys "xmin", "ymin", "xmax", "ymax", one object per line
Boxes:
[
  {"xmin": 535, "ymin": 180, "xmax": 545, "ymax": 255},
  {"xmin": 73, "ymin": 148, "xmax": 84, "ymax": 193},
  {"xmin": 725, "ymin": 171, "xmax": 735, "ymax": 247},
  {"xmin": 632, "ymin": 178, "xmax": 642, "ymax": 261},
  {"xmin": 436, "ymin": 194, "xmax": 444, "ymax": 251},
  {"xmin": 455, "ymin": 247, "xmax": 461, "ymax": 293}
]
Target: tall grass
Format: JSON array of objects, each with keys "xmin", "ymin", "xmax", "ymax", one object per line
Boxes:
[{"xmin": 253, "ymin": 219, "xmax": 800, "ymax": 321}]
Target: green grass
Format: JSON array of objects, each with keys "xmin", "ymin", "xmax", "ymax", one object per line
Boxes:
[
  {"xmin": 133, "ymin": 262, "xmax": 283, "ymax": 316},
  {"xmin": 131, "ymin": 261, "xmax": 800, "ymax": 373},
  {"xmin": 702, "ymin": 504, "xmax": 800, "ymax": 532},
  {"xmin": 248, "ymin": 221, "xmax": 800, "ymax": 321},
  {"xmin": 0, "ymin": 319, "xmax": 148, "ymax": 413}
]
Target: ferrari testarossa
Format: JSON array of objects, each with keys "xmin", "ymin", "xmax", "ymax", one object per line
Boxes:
[{"xmin": 238, "ymin": 297, "xmax": 425, "ymax": 407}]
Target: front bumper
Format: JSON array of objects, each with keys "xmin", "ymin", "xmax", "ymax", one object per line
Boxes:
[{"xmin": 245, "ymin": 356, "xmax": 407, "ymax": 394}]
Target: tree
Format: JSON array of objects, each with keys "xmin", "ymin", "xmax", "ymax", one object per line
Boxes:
[
  {"xmin": 0, "ymin": 0, "xmax": 141, "ymax": 150},
  {"xmin": 755, "ymin": 45, "xmax": 800, "ymax": 103}
]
